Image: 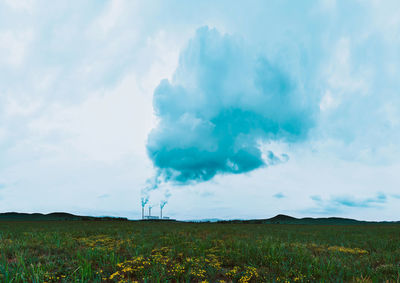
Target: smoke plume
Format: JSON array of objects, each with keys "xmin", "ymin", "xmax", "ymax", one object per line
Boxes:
[
  {"xmin": 146, "ymin": 26, "xmax": 316, "ymax": 184},
  {"xmin": 141, "ymin": 196, "xmax": 148, "ymax": 207}
]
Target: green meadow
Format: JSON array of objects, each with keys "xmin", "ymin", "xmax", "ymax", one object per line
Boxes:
[{"xmin": 0, "ymin": 221, "xmax": 399, "ymax": 282}]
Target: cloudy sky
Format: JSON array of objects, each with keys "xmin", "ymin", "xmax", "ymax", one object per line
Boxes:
[{"xmin": 0, "ymin": 0, "xmax": 399, "ymax": 220}]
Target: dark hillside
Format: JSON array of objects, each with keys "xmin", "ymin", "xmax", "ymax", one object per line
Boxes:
[
  {"xmin": 0, "ymin": 212, "xmax": 127, "ymax": 221},
  {"xmin": 216, "ymin": 214, "xmax": 400, "ymax": 225}
]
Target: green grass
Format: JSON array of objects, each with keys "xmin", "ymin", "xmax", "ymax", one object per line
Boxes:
[{"xmin": 0, "ymin": 221, "xmax": 399, "ymax": 282}]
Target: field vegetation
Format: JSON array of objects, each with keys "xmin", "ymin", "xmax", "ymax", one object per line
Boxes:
[{"xmin": 0, "ymin": 221, "xmax": 399, "ymax": 282}]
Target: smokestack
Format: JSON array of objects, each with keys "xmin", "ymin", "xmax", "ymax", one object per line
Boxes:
[
  {"xmin": 141, "ymin": 197, "xmax": 148, "ymax": 220},
  {"xmin": 149, "ymin": 206, "xmax": 152, "ymax": 217},
  {"xmin": 160, "ymin": 200, "xmax": 167, "ymax": 220}
]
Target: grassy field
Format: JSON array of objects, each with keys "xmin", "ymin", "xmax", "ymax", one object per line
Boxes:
[{"xmin": 0, "ymin": 221, "xmax": 399, "ymax": 282}]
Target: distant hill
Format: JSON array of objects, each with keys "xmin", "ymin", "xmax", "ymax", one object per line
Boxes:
[
  {"xmin": 1, "ymin": 212, "xmax": 399, "ymax": 224},
  {"xmin": 0, "ymin": 212, "xmax": 128, "ymax": 221},
  {"xmin": 215, "ymin": 214, "xmax": 400, "ymax": 225}
]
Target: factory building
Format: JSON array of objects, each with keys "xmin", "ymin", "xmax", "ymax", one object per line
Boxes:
[
  {"xmin": 142, "ymin": 203, "xmax": 171, "ymax": 220},
  {"xmin": 144, "ymin": 215, "xmax": 159, "ymax": 220}
]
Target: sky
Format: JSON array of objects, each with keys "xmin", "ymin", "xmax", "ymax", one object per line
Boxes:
[{"xmin": 0, "ymin": 0, "xmax": 399, "ymax": 221}]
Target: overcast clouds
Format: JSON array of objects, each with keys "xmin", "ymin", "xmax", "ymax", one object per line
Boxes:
[{"xmin": 0, "ymin": 0, "xmax": 399, "ymax": 220}]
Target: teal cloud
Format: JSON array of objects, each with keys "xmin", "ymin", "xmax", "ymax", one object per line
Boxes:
[{"xmin": 147, "ymin": 27, "xmax": 318, "ymax": 183}]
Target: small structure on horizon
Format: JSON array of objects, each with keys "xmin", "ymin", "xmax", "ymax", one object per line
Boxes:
[
  {"xmin": 141, "ymin": 202, "xmax": 171, "ymax": 220},
  {"xmin": 144, "ymin": 215, "xmax": 159, "ymax": 220}
]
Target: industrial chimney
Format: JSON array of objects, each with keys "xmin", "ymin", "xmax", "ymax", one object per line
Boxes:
[
  {"xmin": 160, "ymin": 200, "xmax": 167, "ymax": 220},
  {"xmin": 141, "ymin": 197, "xmax": 148, "ymax": 220},
  {"xmin": 148, "ymin": 206, "xmax": 152, "ymax": 217}
]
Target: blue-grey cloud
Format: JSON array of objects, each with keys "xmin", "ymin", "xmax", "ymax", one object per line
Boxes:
[
  {"xmin": 273, "ymin": 192, "xmax": 285, "ymax": 199},
  {"xmin": 310, "ymin": 195, "xmax": 322, "ymax": 202},
  {"xmin": 147, "ymin": 26, "xmax": 317, "ymax": 184},
  {"xmin": 332, "ymin": 192, "xmax": 387, "ymax": 208},
  {"xmin": 304, "ymin": 193, "xmax": 388, "ymax": 215}
]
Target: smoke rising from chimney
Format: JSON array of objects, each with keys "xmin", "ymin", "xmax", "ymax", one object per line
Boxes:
[
  {"xmin": 160, "ymin": 200, "xmax": 167, "ymax": 219},
  {"xmin": 140, "ymin": 26, "xmax": 318, "ymax": 210},
  {"xmin": 141, "ymin": 196, "xmax": 148, "ymax": 207}
]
